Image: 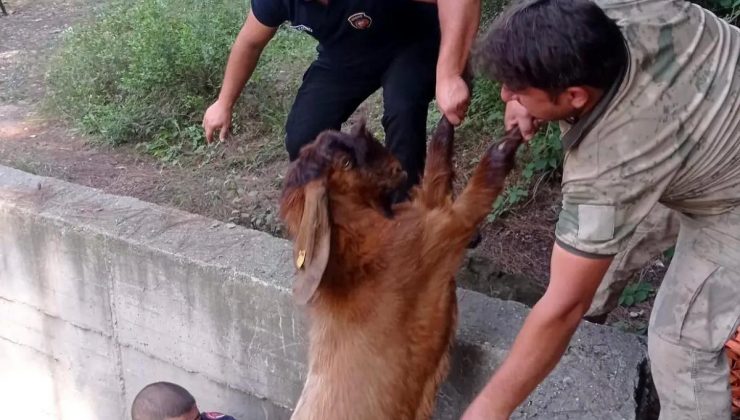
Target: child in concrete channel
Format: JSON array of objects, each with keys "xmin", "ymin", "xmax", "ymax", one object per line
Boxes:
[{"xmin": 131, "ymin": 381, "xmax": 237, "ymax": 420}]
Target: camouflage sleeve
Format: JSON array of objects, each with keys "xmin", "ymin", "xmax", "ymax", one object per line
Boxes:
[{"xmin": 554, "ymin": 123, "xmax": 679, "ymax": 257}]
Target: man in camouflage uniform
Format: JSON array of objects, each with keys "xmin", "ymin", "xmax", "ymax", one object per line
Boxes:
[{"xmin": 462, "ymin": 0, "xmax": 740, "ymax": 419}]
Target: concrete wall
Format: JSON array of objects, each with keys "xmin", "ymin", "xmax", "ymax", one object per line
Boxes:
[{"xmin": 0, "ymin": 165, "xmax": 650, "ymax": 420}]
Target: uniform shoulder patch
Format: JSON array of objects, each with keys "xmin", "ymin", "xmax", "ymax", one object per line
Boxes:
[
  {"xmin": 577, "ymin": 204, "xmax": 616, "ymax": 242},
  {"xmin": 348, "ymin": 12, "xmax": 372, "ymax": 29}
]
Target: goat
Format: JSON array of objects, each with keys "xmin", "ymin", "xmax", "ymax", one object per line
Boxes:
[{"xmin": 278, "ymin": 116, "xmax": 523, "ymax": 420}]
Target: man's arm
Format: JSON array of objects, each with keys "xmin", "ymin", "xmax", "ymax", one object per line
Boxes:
[
  {"xmin": 203, "ymin": 11, "xmax": 277, "ymax": 143},
  {"xmin": 462, "ymin": 243, "xmax": 613, "ymax": 419},
  {"xmin": 435, "ymin": 0, "xmax": 481, "ymax": 125}
]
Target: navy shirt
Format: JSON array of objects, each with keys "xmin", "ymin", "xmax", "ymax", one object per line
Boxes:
[{"xmin": 251, "ymin": 0, "xmax": 419, "ymax": 59}]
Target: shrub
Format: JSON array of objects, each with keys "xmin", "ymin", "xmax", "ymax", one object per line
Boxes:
[{"xmin": 46, "ymin": 0, "xmax": 316, "ymax": 164}]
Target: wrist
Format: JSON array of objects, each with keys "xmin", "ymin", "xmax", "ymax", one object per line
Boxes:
[
  {"xmin": 215, "ymin": 96, "xmax": 235, "ymax": 111},
  {"xmin": 468, "ymin": 388, "xmax": 512, "ymax": 420},
  {"xmin": 436, "ymin": 48, "xmax": 466, "ymax": 81},
  {"xmin": 436, "ymin": 65, "xmax": 464, "ymax": 82},
  {"xmin": 483, "ymin": 381, "xmax": 517, "ymax": 416}
]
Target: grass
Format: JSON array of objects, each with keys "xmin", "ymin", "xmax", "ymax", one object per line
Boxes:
[{"xmin": 45, "ymin": 0, "xmax": 316, "ymax": 167}]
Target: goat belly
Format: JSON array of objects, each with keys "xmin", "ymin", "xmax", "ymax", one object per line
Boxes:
[
  {"xmin": 288, "ymin": 270, "xmax": 456, "ymax": 420},
  {"xmin": 291, "ymin": 341, "xmax": 422, "ymax": 420}
]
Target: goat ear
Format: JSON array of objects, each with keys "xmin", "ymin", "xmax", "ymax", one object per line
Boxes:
[{"xmin": 292, "ymin": 180, "xmax": 331, "ymax": 305}]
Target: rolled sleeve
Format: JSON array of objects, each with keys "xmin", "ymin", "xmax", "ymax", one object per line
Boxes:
[{"xmin": 556, "ymin": 201, "xmax": 624, "ymax": 257}]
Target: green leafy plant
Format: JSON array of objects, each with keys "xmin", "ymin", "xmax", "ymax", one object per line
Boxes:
[
  {"xmin": 45, "ymin": 0, "xmax": 316, "ymax": 165},
  {"xmin": 619, "ymin": 282, "xmax": 655, "ymax": 307},
  {"xmin": 466, "ymin": 77, "xmax": 506, "ymax": 132}
]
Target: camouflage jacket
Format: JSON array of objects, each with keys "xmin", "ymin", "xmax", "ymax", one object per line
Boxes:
[{"xmin": 556, "ymin": 0, "xmax": 740, "ymax": 257}]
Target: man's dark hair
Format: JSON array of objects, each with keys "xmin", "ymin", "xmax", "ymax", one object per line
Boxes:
[
  {"xmin": 474, "ymin": 0, "xmax": 628, "ymax": 93},
  {"xmin": 131, "ymin": 382, "xmax": 196, "ymax": 420}
]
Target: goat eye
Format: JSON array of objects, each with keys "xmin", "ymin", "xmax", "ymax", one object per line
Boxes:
[{"xmin": 342, "ymin": 158, "xmax": 353, "ymax": 170}]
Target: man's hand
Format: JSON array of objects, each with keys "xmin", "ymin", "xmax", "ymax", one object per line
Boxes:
[
  {"xmin": 435, "ymin": 0, "xmax": 480, "ymax": 126},
  {"xmin": 504, "ymin": 100, "xmax": 542, "ymax": 141},
  {"xmin": 201, "ymin": 11, "xmax": 277, "ymax": 144},
  {"xmin": 203, "ymin": 100, "xmax": 233, "ymax": 143},
  {"xmin": 436, "ymin": 74, "xmax": 470, "ymax": 126}
]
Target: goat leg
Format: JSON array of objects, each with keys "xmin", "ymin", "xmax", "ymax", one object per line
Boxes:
[
  {"xmin": 417, "ymin": 65, "xmax": 474, "ymax": 209},
  {"xmin": 447, "ymin": 128, "xmax": 523, "ymax": 240},
  {"xmin": 419, "ymin": 117, "xmax": 455, "ymax": 208},
  {"xmin": 413, "ymin": 289, "xmax": 458, "ymax": 420}
]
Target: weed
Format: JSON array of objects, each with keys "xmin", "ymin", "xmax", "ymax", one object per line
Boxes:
[
  {"xmin": 619, "ymin": 282, "xmax": 655, "ymax": 307},
  {"xmin": 466, "ymin": 77, "xmax": 506, "ymax": 133}
]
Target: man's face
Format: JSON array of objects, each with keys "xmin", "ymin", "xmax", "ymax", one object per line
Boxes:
[{"xmin": 501, "ymin": 84, "xmax": 581, "ymax": 122}]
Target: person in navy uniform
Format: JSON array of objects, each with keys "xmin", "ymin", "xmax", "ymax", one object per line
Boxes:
[
  {"xmin": 202, "ymin": 0, "xmax": 480, "ymax": 202},
  {"xmin": 131, "ymin": 381, "xmax": 237, "ymax": 420}
]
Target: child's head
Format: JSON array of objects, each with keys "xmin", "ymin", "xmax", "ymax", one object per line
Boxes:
[{"xmin": 131, "ymin": 382, "xmax": 199, "ymax": 420}]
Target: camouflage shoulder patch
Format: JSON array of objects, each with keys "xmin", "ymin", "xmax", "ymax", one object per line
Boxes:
[{"xmin": 578, "ymin": 204, "xmax": 616, "ymax": 242}]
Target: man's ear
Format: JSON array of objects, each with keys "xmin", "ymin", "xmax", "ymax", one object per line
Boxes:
[
  {"xmin": 564, "ymin": 86, "xmax": 591, "ymax": 110},
  {"xmin": 292, "ymin": 180, "xmax": 331, "ymax": 305}
]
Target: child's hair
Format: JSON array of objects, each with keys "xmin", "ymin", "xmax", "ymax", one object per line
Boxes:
[{"xmin": 131, "ymin": 382, "xmax": 196, "ymax": 420}]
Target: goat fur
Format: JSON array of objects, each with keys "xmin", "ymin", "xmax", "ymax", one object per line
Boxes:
[{"xmin": 279, "ymin": 118, "xmax": 523, "ymax": 420}]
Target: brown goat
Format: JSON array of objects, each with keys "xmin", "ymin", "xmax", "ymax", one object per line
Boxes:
[{"xmin": 279, "ymin": 117, "xmax": 522, "ymax": 420}]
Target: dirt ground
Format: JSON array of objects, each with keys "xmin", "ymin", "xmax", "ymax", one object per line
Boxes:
[{"xmin": 0, "ymin": 0, "xmax": 663, "ymax": 334}]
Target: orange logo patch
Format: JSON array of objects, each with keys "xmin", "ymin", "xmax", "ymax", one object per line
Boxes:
[{"xmin": 348, "ymin": 12, "xmax": 372, "ymax": 30}]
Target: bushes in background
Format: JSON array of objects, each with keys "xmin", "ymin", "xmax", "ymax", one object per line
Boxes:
[{"xmin": 46, "ymin": 0, "xmax": 316, "ymax": 164}]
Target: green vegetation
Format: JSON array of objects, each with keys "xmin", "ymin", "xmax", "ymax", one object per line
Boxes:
[
  {"xmin": 619, "ymin": 282, "xmax": 655, "ymax": 307},
  {"xmin": 46, "ymin": 0, "xmax": 316, "ymax": 166},
  {"xmin": 698, "ymin": 0, "xmax": 740, "ymax": 24}
]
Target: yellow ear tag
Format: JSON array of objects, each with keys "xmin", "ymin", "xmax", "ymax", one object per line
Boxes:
[{"xmin": 296, "ymin": 249, "xmax": 306, "ymax": 269}]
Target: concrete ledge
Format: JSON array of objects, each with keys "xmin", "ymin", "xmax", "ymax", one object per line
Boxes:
[{"xmin": 0, "ymin": 165, "xmax": 648, "ymax": 419}]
